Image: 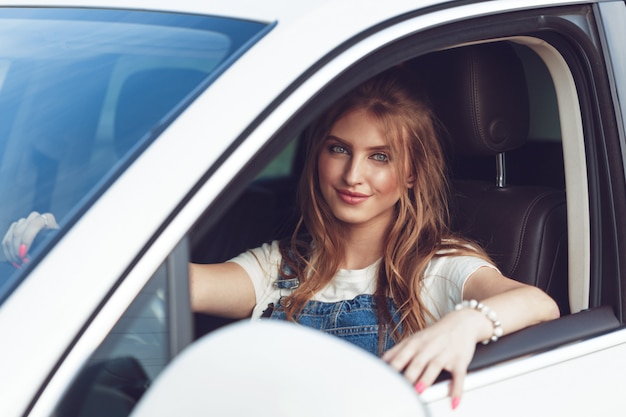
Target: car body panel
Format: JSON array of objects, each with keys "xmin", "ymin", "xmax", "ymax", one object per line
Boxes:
[{"xmin": 425, "ymin": 328, "xmax": 626, "ymax": 415}]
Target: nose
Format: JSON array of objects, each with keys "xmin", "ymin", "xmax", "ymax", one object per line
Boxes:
[{"xmin": 343, "ymin": 157, "xmax": 364, "ymax": 185}]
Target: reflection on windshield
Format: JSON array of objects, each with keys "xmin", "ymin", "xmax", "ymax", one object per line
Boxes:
[{"xmin": 0, "ymin": 8, "xmax": 268, "ymax": 300}]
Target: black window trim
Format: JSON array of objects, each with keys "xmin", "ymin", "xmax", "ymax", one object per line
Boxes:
[{"xmin": 167, "ymin": 237, "xmax": 193, "ymax": 358}]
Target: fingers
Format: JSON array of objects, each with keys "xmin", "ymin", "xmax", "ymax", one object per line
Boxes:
[
  {"xmin": 382, "ymin": 329, "xmax": 473, "ymax": 411},
  {"xmin": 381, "ymin": 337, "xmax": 416, "ymax": 371},
  {"xmin": 448, "ymin": 367, "xmax": 466, "ymax": 410},
  {"xmin": 413, "ymin": 359, "xmax": 447, "ymax": 389},
  {"xmin": 2, "ymin": 212, "xmax": 58, "ymax": 265},
  {"xmin": 14, "ymin": 212, "xmax": 42, "ymax": 254},
  {"xmin": 41, "ymin": 212, "xmax": 59, "ymax": 229},
  {"xmin": 385, "ymin": 339, "xmax": 446, "ymax": 388},
  {"xmin": 6, "ymin": 216, "xmax": 33, "ymax": 264},
  {"xmin": 2, "ymin": 222, "xmax": 18, "ymax": 263}
]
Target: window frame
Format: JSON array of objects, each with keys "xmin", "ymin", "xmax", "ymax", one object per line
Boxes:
[{"xmin": 187, "ymin": 3, "xmax": 624, "ymax": 368}]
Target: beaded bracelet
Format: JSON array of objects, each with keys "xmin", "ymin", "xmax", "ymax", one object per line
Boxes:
[{"xmin": 454, "ymin": 299, "xmax": 503, "ymax": 345}]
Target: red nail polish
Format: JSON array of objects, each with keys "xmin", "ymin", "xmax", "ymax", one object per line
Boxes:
[
  {"xmin": 415, "ymin": 381, "xmax": 426, "ymax": 394},
  {"xmin": 451, "ymin": 397, "xmax": 461, "ymax": 410},
  {"xmin": 12, "ymin": 262, "xmax": 21, "ymax": 270},
  {"xmin": 19, "ymin": 244, "xmax": 27, "ymax": 259}
]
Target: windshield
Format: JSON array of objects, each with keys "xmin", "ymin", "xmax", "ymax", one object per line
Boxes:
[{"xmin": 0, "ymin": 8, "xmax": 269, "ymax": 301}]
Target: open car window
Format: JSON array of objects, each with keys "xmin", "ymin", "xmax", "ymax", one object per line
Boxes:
[{"xmin": 188, "ymin": 6, "xmax": 620, "ymax": 376}]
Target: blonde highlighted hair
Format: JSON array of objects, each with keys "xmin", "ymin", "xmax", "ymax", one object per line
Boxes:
[{"xmin": 280, "ymin": 67, "xmax": 490, "ymax": 347}]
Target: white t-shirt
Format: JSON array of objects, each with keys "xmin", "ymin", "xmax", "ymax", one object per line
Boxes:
[{"xmin": 229, "ymin": 240, "xmax": 496, "ymax": 322}]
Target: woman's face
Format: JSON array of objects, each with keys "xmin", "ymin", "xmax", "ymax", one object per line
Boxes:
[{"xmin": 317, "ymin": 108, "xmax": 405, "ymax": 232}]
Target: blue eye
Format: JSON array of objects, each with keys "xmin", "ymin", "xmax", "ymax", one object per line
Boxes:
[
  {"xmin": 330, "ymin": 145, "xmax": 348, "ymax": 154},
  {"xmin": 371, "ymin": 153, "xmax": 389, "ymax": 162}
]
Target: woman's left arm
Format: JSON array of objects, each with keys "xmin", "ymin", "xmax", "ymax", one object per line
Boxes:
[
  {"xmin": 462, "ymin": 266, "xmax": 560, "ymax": 336},
  {"xmin": 383, "ymin": 267, "xmax": 560, "ymax": 409}
]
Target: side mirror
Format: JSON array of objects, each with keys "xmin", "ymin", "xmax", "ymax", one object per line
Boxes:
[{"xmin": 131, "ymin": 320, "xmax": 427, "ymax": 417}]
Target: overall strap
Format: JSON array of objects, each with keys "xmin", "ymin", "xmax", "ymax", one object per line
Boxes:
[
  {"xmin": 274, "ymin": 242, "xmax": 306, "ymax": 290},
  {"xmin": 261, "ymin": 245, "xmax": 304, "ymax": 318}
]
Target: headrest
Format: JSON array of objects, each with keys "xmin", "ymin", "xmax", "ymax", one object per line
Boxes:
[{"xmin": 413, "ymin": 42, "xmax": 530, "ymax": 156}]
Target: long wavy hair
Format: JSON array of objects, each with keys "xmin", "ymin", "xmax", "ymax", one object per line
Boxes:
[{"xmin": 279, "ymin": 67, "xmax": 490, "ymax": 348}]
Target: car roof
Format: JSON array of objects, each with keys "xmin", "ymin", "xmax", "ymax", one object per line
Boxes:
[{"xmin": 0, "ymin": 0, "xmax": 452, "ymax": 25}]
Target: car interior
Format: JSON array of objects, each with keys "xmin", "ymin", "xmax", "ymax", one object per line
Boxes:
[
  {"xmin": 189, "ymin": 38, "xmax": 623, "ymax": 374},
  {"xmin": 191, "ymin": 40, "xmax": 571, "ymax": 334}
]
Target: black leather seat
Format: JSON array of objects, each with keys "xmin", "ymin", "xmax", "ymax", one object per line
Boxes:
[
  {"xmin": 412, "ymin": 42, "xmax": 569, "ymax": 314},
  {"xmin": 190, "ymin": 184, "xmax": 277, "ymax": 264}
]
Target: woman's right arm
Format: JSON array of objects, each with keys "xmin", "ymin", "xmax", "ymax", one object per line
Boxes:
[
  {"xmin": 3, "ymin": 213, "xmax": 258, "ymax": 318},
  {"xmin": 3, "ymin": 212, "xmax": 258, "ymax": 319},
  {"xmin": 189, "ymin": 262, "xmax": 257, "ymax": 319}
]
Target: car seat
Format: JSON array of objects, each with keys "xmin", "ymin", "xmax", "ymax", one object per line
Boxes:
[{"xmin": 412, "ymin": 42, "xmax": 569, "ymax": 314}]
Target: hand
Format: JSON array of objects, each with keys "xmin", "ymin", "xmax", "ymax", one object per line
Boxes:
[
  {"xmin": 2, "ymin": 212, "xmax": 59, "ymax": 266},
  {"xmin": 382, "ymin": 309, "xmax": 486, "ymax": 410}
]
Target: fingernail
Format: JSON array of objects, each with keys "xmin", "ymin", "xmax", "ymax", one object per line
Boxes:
[
  {"xmin": 19, "ymin": 244, "xmax": 27, "ymax": 259},
  {"xmin": 11, "ymin": 262, "xmax": 21, "ymax": 270},
  {"xmin": 415, "ymin": 381, "xmax": 426, "ymax": 394},
  {"xmin": 451, "ymin": 397, "xmax": 461, "ymax": 410},
  {"xmin": 21, "ymin": 257, "xmax": 29, "ymax": 264}
]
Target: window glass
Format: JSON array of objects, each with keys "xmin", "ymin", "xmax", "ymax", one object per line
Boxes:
[
  {"xmin": 89, "ymin": 265, "xmax": 169, "ymax": 380},
  {"xmin": 513, "ymin": 44, "xmax": 561, "ymax": 142},
  {"xmin": 255, "ymin": 139, "xmax": 298, "ymax": 180},
  {"xmin": 53, "ymin": 263, "xmax": 169, "ymax": 417},
  {"xmin": 0, "ymin": 8, "xmax": 269, "ymax": 303}
]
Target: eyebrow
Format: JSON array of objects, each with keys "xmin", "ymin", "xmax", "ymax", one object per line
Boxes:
[{"xmin": 325, "ymin": 135, "xmax": 391, "ymax": 152}]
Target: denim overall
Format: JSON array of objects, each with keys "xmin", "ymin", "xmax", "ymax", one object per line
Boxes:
[{"xmin": 263, "ymin": 260, "xmax": 401, "ymax": 356}]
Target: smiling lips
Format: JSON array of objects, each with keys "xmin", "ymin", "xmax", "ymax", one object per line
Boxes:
[{"xmin": 336, "ymin": 189, "xmax": 370, "ymax": 205}]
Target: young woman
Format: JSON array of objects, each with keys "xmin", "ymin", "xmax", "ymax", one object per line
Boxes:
[
  {"xmin": 189, "ymin": 67, "xmax": 559, "ymax": 409},
  {"xmin": 3, "ymin": 68, "xmax": 559, "ymax": 410}
]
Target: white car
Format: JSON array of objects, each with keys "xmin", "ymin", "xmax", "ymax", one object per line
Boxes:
[{"xmin": 0, "ymin": 0, "xmax": 625, "ymax": 416}]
